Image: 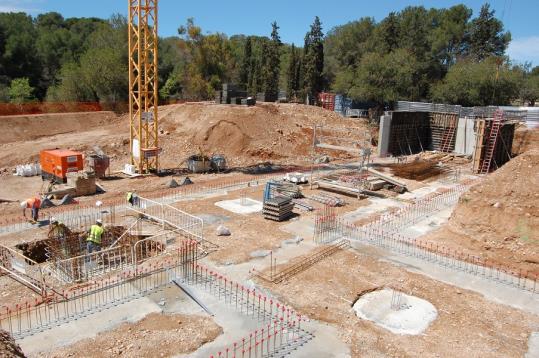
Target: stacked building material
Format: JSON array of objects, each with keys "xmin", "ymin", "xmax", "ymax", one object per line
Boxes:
[
  {"xmin": 308, "ymin": 194, "xmax": 344, "ymax": 207},
  {"xmin": 274, "ymin": 183, "xmax": 302, "ymax": 198},
  {"xmin": 257, "ymin": 92, "xmax": 277, "ymax": 103},
  {"xmin": 263, "ymin": 196, "xmax": 294, "ymax": 221},
  {"xmin": 215, "ymin": 84, "xmax": 249, "ymax": 104}
]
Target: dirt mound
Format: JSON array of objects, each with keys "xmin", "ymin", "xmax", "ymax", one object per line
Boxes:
[
  {"xmin": 157, "ymin": 102, "xmax": 371, "ymax": 167},
  {"xmin": 0, "ymin": 102, "xmax": 371, "ymax": 170},
  {"xmin": 513, "ymin": 126, "xmax": 539, "ymax": 154},
  {"xmin": 441, "ymin": 149, "xmax": 539, "ymax": 273},
  {"xmin": 0, "ymin": 112, "xmax": 119, "ymax": 145},
  {"xmin": 0, "ymin": 330, "xmax": 25, "ymax": 357}
]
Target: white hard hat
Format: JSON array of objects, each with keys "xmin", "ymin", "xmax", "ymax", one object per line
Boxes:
[
  {"xmin": 20, "ymin": 201, "xmax": 27, "ymax": 208},
  {"xmin": 51, "ymin": 217, "xmax": 57, "ymax": 223},
  {"xmin": 95, "ymin": 201, "xmax": 103, "ymax": 207},
  {"xmin": 96, "ymin": 219, "xmax": 103, "ymax": 224}
]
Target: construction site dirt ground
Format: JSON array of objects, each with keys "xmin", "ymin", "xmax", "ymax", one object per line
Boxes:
[{"xmin": 0, "ymin": 105, "xmax": 538, "ymax": 357}]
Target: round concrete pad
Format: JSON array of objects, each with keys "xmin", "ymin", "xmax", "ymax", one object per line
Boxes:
[{"xmin": 353, "ymin": 288, "xmax": 437, "ymax": 335}]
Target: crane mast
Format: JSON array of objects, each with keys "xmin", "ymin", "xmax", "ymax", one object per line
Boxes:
[{"xmin": 128, "ymin": 0, "xmax": 159, "ymax": 173}]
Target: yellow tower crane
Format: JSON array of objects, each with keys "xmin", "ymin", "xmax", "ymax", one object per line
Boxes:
[{"xmin": 128, "ymin": 0, "xmax": 160, "ymax": 173}]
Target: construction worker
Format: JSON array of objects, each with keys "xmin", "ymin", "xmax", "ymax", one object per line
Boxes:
[
  {"xmin": 126, "ymin": 190, "xmax": 138, "ymax": 206},
  {"xmin": 21, "ymin": 196, "xmax": 42, "ymax": 222},
  {"xmin": 49, "ymin": 218, "xmax": 69, "ymax": 256},
  {"xmin": 86, "ymin": 219, "xmax": 104, "ymax": 254}
]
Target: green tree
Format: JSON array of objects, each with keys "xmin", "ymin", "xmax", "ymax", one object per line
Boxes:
[
  {"xmin": 429, "ymin": 5, "xmax": 472, "ymax": 68},
  {"xmin": 431, "ymin": 58, "xmax": 521, "ymax": 106},
  {"xmin": 46, "ymin": 62, "xmax": 94, "ymax": 102},
  {"xmin": 465, "ymin": 3, "xmax": 510, "ymax": 61},
  {"xmin": 0, "ymin": 13, "xmax": 41, "ymax": 93},
  {"xmin": 342, "ymin": 49, "xmax": 420, "ymax": 105},
  {"xmin": 303, "ymin": 16, "xmax": 324, "ymax": 101},
  {"xmin": 324, "ymin": 17, "xmax": 375, "ymax": 85},
  {"xmin": 239, "ymin": 37, "xmax": 252, "ymax": 89},
  {"xmin": 9, "ymin": 78, "xmax": 34, "ymax": 103},
  {"xmin": 262, "ymin": 22, "xmax": 281, "ymax": 99},
  {"xmin": 78, "ymin": 15, "xmax": 128, "ymax": 103},
  {"xmin": 178, "ymin": 18, "xmax": 237, "ymax": 99},
  {"xmin": 375, "ymin": 12, "xmax": 400, "ymax": 54},
  {"xmin": 287, "ymin": 44, "xmax": 301, "ymax": 100},
  {"xmin": 520, "ymin": 66, "xmax": 539, "ymax": 106}
]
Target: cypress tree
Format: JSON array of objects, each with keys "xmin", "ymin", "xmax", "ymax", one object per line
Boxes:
[
  {"xmin": 239, "ymin": 37, "xmax": 252, "ymax": 89},
  {"xmin": 302, "ymin": 16, "xmax": 324, "ymax": 102}
]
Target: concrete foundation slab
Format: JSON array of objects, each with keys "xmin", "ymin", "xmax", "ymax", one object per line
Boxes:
[
  {"xmin": 353, "ymin": 288, "xmax": 437, "ymax": 335},
  {"xmin": 215, "ymin": 198, "xmax": 263, "ymax": 215}
]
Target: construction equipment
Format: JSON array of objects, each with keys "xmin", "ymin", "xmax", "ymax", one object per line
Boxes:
[
  {"xmin": 40, "ymin": 149, "xmax": 84, "ymax": 183},
  {"xmin": 86, "ymin": 146, "xmax": 110, "ymax": 179},
  {"xmin": 128, "ymin": 0, "xmax": 160, "ymax": 174}
]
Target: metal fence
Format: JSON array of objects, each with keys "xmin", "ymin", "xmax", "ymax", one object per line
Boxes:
[
  {"xmin": 127, "ymin": 196, "xmax": 204, "ymax": 241},
  {"xmin": 0, "ymin": 245, "xmax": 46, "ymax": 295}
]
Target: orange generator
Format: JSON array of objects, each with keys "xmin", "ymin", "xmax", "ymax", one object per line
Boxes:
[{"xmin": 40, "ymin": 149, "xmax": 84, "ymax": 183}]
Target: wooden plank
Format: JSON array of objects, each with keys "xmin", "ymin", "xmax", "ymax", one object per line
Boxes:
[
  {"xmin": 473, "ymin": 120, "xmax": 486, "ymax": 173},
  {"xmin": 315, "ymin": 143, "xmax": 360, "ymax": 154}
]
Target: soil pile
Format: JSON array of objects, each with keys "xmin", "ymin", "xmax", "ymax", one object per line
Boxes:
[
  {"xmin": 0, "ymin": 329, "xmax": 25, "ymax": 357},
  {"xmin": 35, "ymin": 313, "xmax": 221, "ymax": 358},
  {"xmin": 0, "ymin": 112, "xmax": 118, "ymax": 145},
  {"xmin": 0, "ymin": 103, "xmax": 372, "ymax": 169},
  {"xmin": 157, "ymin": 102, "xmax": 371, "ymax": 167},
  {"xmin": 442, "ymin": 149, "xmax": 539, "ymax": 272}
]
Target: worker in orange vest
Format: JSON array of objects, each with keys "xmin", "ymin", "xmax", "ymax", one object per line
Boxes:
[{"xmin": 21, "ymin": 196, "xmax": 42, "ymax": 222}]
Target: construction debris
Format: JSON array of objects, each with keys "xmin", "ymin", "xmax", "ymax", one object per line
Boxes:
[
  {"xmin": 309, "ymin": 193, "xmax": 345, "ymax": 207},
  {"xmin": 390, "ymin": 160, "xmax": 444, "ymax": 181},
  {"xmin": 216, "ymin": 225, "xmax": 231, "ymax": 236}
]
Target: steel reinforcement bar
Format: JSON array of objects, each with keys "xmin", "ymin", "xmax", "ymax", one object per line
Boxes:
[
  {"xmin": 0, "ymin": 241, "xmax": 199, "ymax": 338},
  {"xmin": 253, "ymin": 240, "xmax": 351, "ymax": 284},
  {"xmin": 315, "ymin": 216, "xmax": 537, "ymax": 294}
]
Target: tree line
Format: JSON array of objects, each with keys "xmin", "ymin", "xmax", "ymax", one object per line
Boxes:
[{"xmin": 0, "ymin": 4, "xmax": 538, "ymax": 107}]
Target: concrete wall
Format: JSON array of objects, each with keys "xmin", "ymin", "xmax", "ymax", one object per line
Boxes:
[
  {"xmin": 378, "ymin": 114, "xmax": 392, "ymax": 157},
  {"xmin": 454, "ymin": 117, "xmax": 476, "ymax": 156}
]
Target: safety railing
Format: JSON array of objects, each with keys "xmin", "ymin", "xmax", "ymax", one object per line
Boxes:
[
  {"xmin": 127, "ymin": 196, "xmax": 204, "ymax": 241},
  {"xmin": 0, "ymin": 245, "xmax": 46, "ymax": 295},
  {"xmin": 132, "ymin": 230, "xmax": 171, "ymax": 265}
]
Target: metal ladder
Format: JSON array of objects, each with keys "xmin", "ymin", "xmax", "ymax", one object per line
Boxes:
[{"xmin": 479, "ymin": 110, "xmax": 503, "ymax": 174}]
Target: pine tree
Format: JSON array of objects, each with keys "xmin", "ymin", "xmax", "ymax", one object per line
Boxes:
[
  {"xmin": 466, "ymin": 3, "xmax": 510, "ymax": 61},
  {"xmin": 302, "ymin": 16, "xmax": 324, "ymax": 102}
]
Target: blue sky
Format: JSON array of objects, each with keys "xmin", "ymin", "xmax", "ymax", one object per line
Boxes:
[{"xmin": 1, "ymin": 0, "xmax": 538, "ymax": 65}]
